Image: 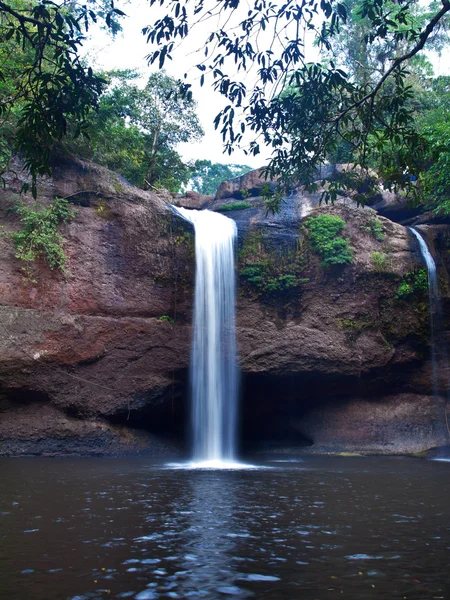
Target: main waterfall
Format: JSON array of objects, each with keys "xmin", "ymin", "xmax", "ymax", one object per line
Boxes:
[{"xmin": 174, "ymin": 207, "xmax": 239, "ymax": 466}]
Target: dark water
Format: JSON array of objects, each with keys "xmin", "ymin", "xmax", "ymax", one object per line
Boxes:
[{"xmin": 1, "ymin": 456, "xmax": 449, "ymax": 600}]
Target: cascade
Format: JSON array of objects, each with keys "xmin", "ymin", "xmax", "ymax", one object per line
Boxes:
[
  {"xmin": 409, "ymin": 227, "xmax": 449, "ymax": 439},
  {"xmin": 173, "ymin": 207, "xmax": 239, "ymax": 466},
  {"xmin": 409, "ymin": 228, "xmax": 439, "ymax": 397}
]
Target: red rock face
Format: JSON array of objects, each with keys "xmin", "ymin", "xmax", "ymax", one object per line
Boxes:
[
  {"xmin": 0, "ymin": 159, "xmax": 448, "ymax": 456},
  {"xmin": 0, "ymin": 157, "xmax": 194, "ymax": 455}
]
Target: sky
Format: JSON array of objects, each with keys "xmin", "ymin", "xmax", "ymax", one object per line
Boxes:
[{"xmin": 82, "ymin": 0, "xmax": 274, "ymax": 169}]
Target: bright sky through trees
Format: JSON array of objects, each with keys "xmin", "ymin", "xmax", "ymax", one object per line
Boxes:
[
  {"xmin": 82, "ymin": 0, "xmax": 313, "ymax": 168},
  {"xmin": 82, "ymin": 0, "xmax": 449, "ymax": 172}
]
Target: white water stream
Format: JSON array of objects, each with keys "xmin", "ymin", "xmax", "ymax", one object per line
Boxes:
[
  {"xmin": 409, "ymin": 228, "xmax": 439, "ymax": 397},
  {"xmin": 173, "ymin": 207, "xmax": 239, "ymax": 467},
  {"xmin": 410, "ymin": 227, "xmax": 449, "ymax": 441}
]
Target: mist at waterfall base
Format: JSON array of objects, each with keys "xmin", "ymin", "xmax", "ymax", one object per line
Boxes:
[
  {"xmin": 172, "ymin": 207, "xmax": 249, "ymax": 469},
  {"xmin": 410, "ymin": 228, "xmax": 450, "ymax": 446}
]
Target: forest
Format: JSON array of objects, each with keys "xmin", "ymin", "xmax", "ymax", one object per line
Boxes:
[{"xmin": 0, "ymin": 0, "xmax": 448, "ymax": 207}]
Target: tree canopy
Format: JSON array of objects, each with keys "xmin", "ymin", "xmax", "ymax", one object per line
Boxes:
[
  {"xmin": 0, "ymin": 0, "xmax": 125, "ymax": 195},
  {"xmin": 69, "ymin": 70, "xmax": 203, "ymax": 192},
  {"xmin": 144, "ymin": 0, "xmax": 450, "ymax": 197},
  {"xmin": 1, "ymin": 0, "xmax": 449, "ymax": 204},
  {"xmin": 190, "ymin": 161, "xmax": 251, "ymax": 195}
]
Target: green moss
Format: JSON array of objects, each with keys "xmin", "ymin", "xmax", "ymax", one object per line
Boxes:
[
  {"xmin": 305, "ymin": 215, "xmax": 353, "ymax": 267},
  {"xmin": 94, "ymin": 200, "xmax": 113, "ymax": 220},
  {"xmin": 216, "ymin": 201, "xmax": 252, "ymax": 212},
  {"xmin": 360, "ymin": 217, "xmax": 385, "ymax": 241},
  {"xmin": 371, "ymin": 251, "xmax": 387, "ymax": 269},
  {"xmin": 337, "ymin": 317, "xmax": 373, "ymax": 342},
  {"xmin": 112, "ymin": 176, "xmax": 124, "ymax": 194}
]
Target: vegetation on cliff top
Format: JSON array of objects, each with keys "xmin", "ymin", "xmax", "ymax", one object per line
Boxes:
[
  {"xmin": 1, "ymin": 0, "xmax": 449, "ymax": 209},
  {"xmin": 216, "ymin": 201, "xmax": 252, "ymax": 212},
  {"xmin": 190, "ymin": 162, "xmax": 252, "ymax": 195}
]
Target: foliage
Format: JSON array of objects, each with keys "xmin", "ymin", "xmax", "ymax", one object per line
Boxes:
[
  {"xmin": 240, "ymin": 188, "xmax": 251, "ymax": 199},
  {"xmin": 240, "ymin": 262, "xmax": 307, "ymax": 293},
  {"xmin": 12, "ymin": 197, "xmax": 75, "ymax": 276},
  {"xmin": 190, "ymin": 161, "xmax": 252, "ymax": 195},
  {"xmin": 69, "ymin": 70, "xmax": 203, "ymax": 192},
  {"xmin": 216, "ymin": 201, "xmax": 252, "ymax": 212},
  {"xmin": 238, "ymin": 230, "xmax": 308, "ymax": 297},
  {"xmin": 396, "ymin": 269, "xmax": 428, "ymax": 299},
  {"xmin": 305, "ymin": 215, "xmax": 354, "ymax": 267},
  {"xmin": 260, "ymin": 183, "xmax": 285, "ymax": 216},
  {"xmin": 361, "ymin": 217, "xmax": 385, "ymax": 241},
  {"xmin": 145, "ymin": 0, "xmax": 450, "ymax": 198},
  {"xmin": 0, "ymin": 0, "xmax": 124, "ymax": 196},
  {"xmin": 371, "ymin": 251, "xmax": 387, "ymax": 268},
  {"xmin": 410, "ymin": 77, "xmax": 450, "ymax": 214}
]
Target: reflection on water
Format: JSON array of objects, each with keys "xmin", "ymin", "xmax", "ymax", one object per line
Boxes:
[
  {"xmin": 0, "ymin": 456, "xmax": 450, "ymax": 600},
  {"xmin": 177, "ymin": 474, "xmax": 240, "ymax": 597}
]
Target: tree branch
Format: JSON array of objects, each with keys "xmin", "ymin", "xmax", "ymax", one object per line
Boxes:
[{"xmin": 335, "ymin": 0, "xmax": 450, "ymax": 121}]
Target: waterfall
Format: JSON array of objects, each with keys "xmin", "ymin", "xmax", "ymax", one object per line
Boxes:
[
  {"xmin": 410, "ymin": 227, "xmax": 449, "ymax": 440},
  {"xmin": 173, "ymin": 207, "xmax": 239, "ymax": 466},
  {"xmin": 409, "ymin": 228, "xmax": 439, "ymax": 397}
]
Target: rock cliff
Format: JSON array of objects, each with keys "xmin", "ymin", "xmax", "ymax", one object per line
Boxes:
[{"xmin": 0, "ymin": 158, "xmax": 448, "ymax": 456}]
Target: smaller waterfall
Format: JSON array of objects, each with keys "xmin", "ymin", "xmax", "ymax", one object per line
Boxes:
[
  {"xmin": 409, "ymin": 228, "xmax": 439, "ymax": 397},
  {"xmin": 410, "ymin": 227, "xmax": 449, "ymax": 439},
  {"xmin": 173, "ymin": 207, "xmax": 239, "ymax": 467}
]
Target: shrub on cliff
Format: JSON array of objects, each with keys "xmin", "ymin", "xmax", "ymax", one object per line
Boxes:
[
  {"xmin": 306, "ymin": 215, "xmax": 353, "ymax": 267},
  {"xmin": 12, "ymin": 198, "xmax": 75, "ymax": 278}
]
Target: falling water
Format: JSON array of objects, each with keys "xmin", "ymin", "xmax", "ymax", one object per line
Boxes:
[
  {"xmin": 173, "ymin": 207, "xmax": 239, "ymax": 466},
  {"xmin": 410, "ymin": 228, "xmax": 440, "ymax": 397},
  {"xmin": 410, "ymin": 227, "xmax": 449, "ymax": 440}
]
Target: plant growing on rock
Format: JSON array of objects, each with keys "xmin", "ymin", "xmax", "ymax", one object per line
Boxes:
[
  {"xmin": 396, "ymin": 269, "xmax": 428, "ymax": 299},
  {"xmin": 238, "ymin": 230, "xmax": 308, "ymax": 298},
  {"xmin": 361, "ymin": 217, "xmax": 385, "ymax": 242},
  {"xmin": 12, "ymin": 197, "xmax": 76, "ymax": 277},
  {"xmin": 305, "ymin": 215, "xmax": 353, "ymax": 267},
  {"xmin": 216, "ymin": 201, "xmax": 252, "ymax": 212},
  {"xmin": 371, "ymin": 251, "xmax": 387, "ymax": 269},
  {"xmin": 157, "ymin": 315, "xmax": 174, "ymax": 326}
]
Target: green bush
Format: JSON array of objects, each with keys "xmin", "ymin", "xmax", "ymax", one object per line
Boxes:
[
  {"xmin": 240, "ymin": 262, "xmax": 308, "ymax": 294},
  {"xmin": 306, "ymin": 215, "xmax": 353, "ymax": 266},
  {"xmin": 216, "ymin": 201, "xmax": 252, "ymax": 212},
  {"xmin": 396, "ymin": 269, "xmax": 428, "ymax": 299},
  {"xmin": 12, "ymin": 198, "xmax": 75, "ymax": 276}
]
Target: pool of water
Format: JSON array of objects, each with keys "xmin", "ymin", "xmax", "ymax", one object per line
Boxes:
[{"xmin": 1, "ymin": 456, "xmax": 449, "ymax": 599}]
